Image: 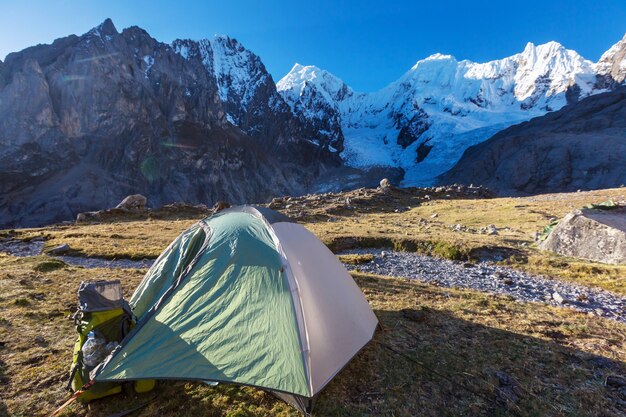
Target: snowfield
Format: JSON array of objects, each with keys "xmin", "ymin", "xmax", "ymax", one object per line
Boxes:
[{"xmin": 277, "ymin": 36, "xmax": 626, "ymax": 186}]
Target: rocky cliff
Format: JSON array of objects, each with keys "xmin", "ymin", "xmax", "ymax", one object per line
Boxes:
[
  {"xmin": 437, "ymin": 87, "xmax": 626, "ymax": 194},
  {"xmin": 0, "ymin": 19, "xmax": 339, "ymax": 228}
]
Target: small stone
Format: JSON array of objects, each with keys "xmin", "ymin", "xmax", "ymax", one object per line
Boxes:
[
  {"xmin": 379, "ymin": 178, "xmax": 391, "ymax": 189},
  {"xmin": 503, "ymin": 279, "xmax": 514, "ymax": 285},
  {"xmin": 47, "ymin": 243, "xmax": 70, "ymax": 255},
  {"xmin": 430, "ymin": 213, "xmax": 438, "ymax": 218},
  {"xmin": 552, "ymin": 292, "xmax": 566, "ymax": 304},
  {"xmin": 212, "ymin": 201, "xmax": 230, "ymax": 213},
  {"xmin": 494, "ymin": 371, "xmax": 522, "ymax": 405}
]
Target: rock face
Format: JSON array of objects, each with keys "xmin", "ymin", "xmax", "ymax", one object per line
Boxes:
[
  {"xmin": 539, "ymin": 206, "xmax": 626, "ymax": 265},
  {"xmin": 277, "ymin": 36, "xmax": 626, "ymax": 187},
  {"xmin": 0, "ymin": 19, "xmax": 340, "ymax": 228},
  {"xmin": 596, "ymin": 34, "xmax": 626, "ymax": 88},
  {"xmin": 438, "ymin": 88, "xmax": 626, "ymax": 194}
]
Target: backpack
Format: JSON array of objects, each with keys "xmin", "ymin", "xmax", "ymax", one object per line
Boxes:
[{"xmin": 67, "ymin": 280, "xmax": 154, "ymax": 402}]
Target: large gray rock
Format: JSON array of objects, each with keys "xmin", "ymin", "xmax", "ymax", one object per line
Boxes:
[
  {"xmin": 539, "ymin": 206, "xmax": 626, "ymax": 264},
  {"xmin": 438, "ymin": 88, "xmax": 626, "ymax": 195},
  {"xmin": 115, "ymin": 194, "xmax": 147, "ymax": 210}
]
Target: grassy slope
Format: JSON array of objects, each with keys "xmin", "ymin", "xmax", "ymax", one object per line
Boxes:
[
  {"xmin": 1, "ymin": 188, "xmax": 625, "ymax": 416},
  {"xmin": 0, "ymin": 256, "xmax": 624, "ymax": 417}
]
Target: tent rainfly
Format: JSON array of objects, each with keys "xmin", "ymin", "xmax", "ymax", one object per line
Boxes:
[{"xmin": 91, "ymin": 206, "xmax": 378, "ymax": 414}]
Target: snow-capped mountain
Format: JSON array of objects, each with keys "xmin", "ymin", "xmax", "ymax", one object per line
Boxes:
[
  {"xmin": 0, "ymin": 19, "xmax": 340, "ymax": 227},
  {"xmin": 595, "ymin": 33, "xmax": 626, "ymax": 88},
  {"xmin": 277, "ymin": 36, "xmax": 626, "ymax": 186},
  {"xmin": 170, "ymin": 36, "xmax": 297, "ymax": 145}
]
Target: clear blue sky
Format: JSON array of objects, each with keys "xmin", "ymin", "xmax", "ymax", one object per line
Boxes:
[{"xmin": 1, "ymin": 0, "xmax": 625, "ymax": 91}]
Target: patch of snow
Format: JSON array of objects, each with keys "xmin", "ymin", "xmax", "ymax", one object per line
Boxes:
[
  {"xmin": 225, "ymin": 113, "xmax": 237, "ymax": 126},
  {"xmin": 142, "ymin": 55, "xmax": 154, "ymax": 78}
]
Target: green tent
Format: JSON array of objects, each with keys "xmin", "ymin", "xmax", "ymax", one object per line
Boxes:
[{"xmin": 92, "ymin": 206, "xmax": 378, "ymax": 414}]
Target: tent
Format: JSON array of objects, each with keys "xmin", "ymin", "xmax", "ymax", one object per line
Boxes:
[{"xmin": 92, "ymin": 205, "xmax": 378, "ymax": 414}]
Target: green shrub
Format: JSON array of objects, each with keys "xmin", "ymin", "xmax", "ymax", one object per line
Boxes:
[{"xmin": 34, "ymin": 259, "xmax": 66, "ymax": 272}]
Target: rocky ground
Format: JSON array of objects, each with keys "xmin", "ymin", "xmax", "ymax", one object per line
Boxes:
[
  {"xmin": 266, "ymin": 182, "xmax": 495, "ymax": 222},
  {"xmin": 1, "ymin": 186, "xmax": 626, "ymax": 416},
  {"xmin": 341, "ymin": 249, "xmax": 626, "ymax": 323},
  {"xmin": 1, "ymin": 227, "xmax": 624, "ymax": 324}
]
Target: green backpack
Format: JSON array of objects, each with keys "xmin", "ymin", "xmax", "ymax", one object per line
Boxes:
[{"xmin": 67, "ymin": 280, "xmax": 154, "ymax": 402}]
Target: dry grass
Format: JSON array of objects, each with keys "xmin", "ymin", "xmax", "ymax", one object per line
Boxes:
[
  {"xmin": 2, "ymin": 187, "xmax": 625, "ymax": 416},
  {"xmin": 303, "ymin": 188, "xmax": 626, "ymax": 295},
  {"xmin": 0, "ymin": 254, "xmax": 625, "ymax": 416},
  {"xmin": 17, "ymin": 188, "xmax": 625, "ymax": 295}
]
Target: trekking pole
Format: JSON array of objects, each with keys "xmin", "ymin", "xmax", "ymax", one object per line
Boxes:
[{"xmin": 50, "ymin": 380, "xmax": 95, "ymax": 416}]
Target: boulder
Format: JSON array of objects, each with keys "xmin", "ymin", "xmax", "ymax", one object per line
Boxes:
[
  {"xmin": 115, "ymin": 194, "xmax": 147, "ymax": 211},
  {"xmin": 539, "ymin": 206, "xmax": 626, "ymax": 264},
  {"xmin": 212, "ymin": 201, "xmax": 231, "ymax": 213},
  {"xmin": 47, "ymin": 243, "xmax": 70, "ymax": 255}
]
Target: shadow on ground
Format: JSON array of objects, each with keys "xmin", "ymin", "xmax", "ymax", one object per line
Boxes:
[{"xmin": 1, "ymin": 265, "xmax": 624, "ymax": 417}]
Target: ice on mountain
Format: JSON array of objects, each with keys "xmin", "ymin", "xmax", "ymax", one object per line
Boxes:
[
  {"xmin": 277, "ymin": 37, "xmax": 618, "ymax": 186},
  {"xmin": 142, "ymin": 55, "xmax": 154, "ymax": 78}
]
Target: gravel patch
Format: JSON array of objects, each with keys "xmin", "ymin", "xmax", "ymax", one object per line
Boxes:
[
  {"xmin": 56, "ymin": 256, "xmax": 154, "ymax": 269},
  {"xmin": 0, "ymin": 238, "xmax": 44, "ymax": 257},
  {"xmin": 0, "ymin": 239, "xmax": 153, "ymax": 269},
  {"xmin": 341, "ymin": 248, "xmax": 626, "ymax": 323}
]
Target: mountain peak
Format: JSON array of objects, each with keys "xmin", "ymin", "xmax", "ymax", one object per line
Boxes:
[
  {"xmin": 92, "ymin": 18, "xmax": 118, "ymax": 36},
  {"xmin": 213, "ymin": 34, "xmax": 232, "ymax": 42},
  {"xmin": 521, "ymin": 40, "xmax": 567, "ymax": 56},
  {"xmin": 410, "ymin": 53, "xmax": 457, "ymax": 70},
  {"xmin": 425, "ymin": 53, "xmax": 455, "ymax": 61},
  {"xmin": 596, "ymin": 33, "xmax": 626, "ymax": 84},
  {"xmin": 84, "ymin": 18, "xmax": 119, "ymax": 44},
  {"xmin": 277, "ymin": 64, "xmax": 349, "ymax": 96}
]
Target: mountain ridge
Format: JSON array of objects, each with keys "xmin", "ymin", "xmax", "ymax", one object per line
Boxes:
[
  {"xmin": 437, "ymin": 86, "xmax": 626, "ymax": 194},
  {"xmin": 0, "ymin": 18, "xmax": 342, "ymax": 228},
  {"xmin": 1, "ymin": 19, "xmax": 625, "ymax": 227},
  {"xmin": 277, "ymin": 34, "xmax": 626, "ymax": 186}
]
